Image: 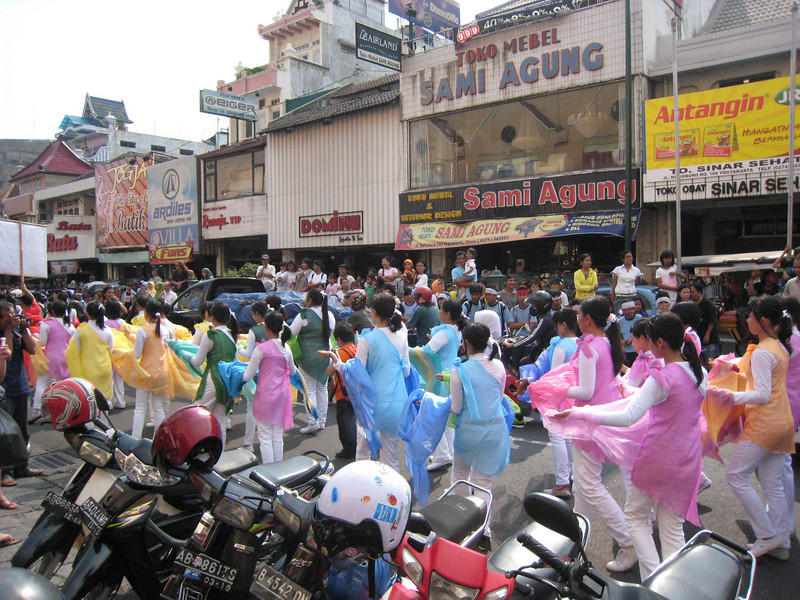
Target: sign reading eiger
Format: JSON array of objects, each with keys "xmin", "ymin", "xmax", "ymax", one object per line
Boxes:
[
  {"xmin": 200, "ymin": 89, "xmax": 258, "ymax": 122},
  {"xmin": 355, "ymin": 23, "xmax": 401, "ymax": 72}
]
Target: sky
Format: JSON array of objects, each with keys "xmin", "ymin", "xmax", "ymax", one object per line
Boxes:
[{"xmin": 0, "ymin": 0, "xmax": 486, "ymax": 143}]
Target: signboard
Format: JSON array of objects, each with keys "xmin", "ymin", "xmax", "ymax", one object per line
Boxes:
[
  {"xmin": 299, "ymin": 210, "xmax": 363, "ymax": 238},
  {"xmin": 201, "ymin": 195, "xmax": 269, "ymax": 240},
  {"xmin": 395, "ymin": 210, "xmax": 639, "ymax": 249},
  {"xmin": 355, "ymin": 23, "xmax": 401, "ymax": 71},
  {"xmin": 200, "ymin": 89, "xmax": 258, "ymax": 122},
  {"xmin": 456, "ymin": 0, "xmax": 612, "ymax": 46},
  {"xmin": 95, "ymin": 155, "xmax": 151, "ymax": 248},
  {"xmin": 400, "ymin": 169, "xmax": 639, "ymax": 224},
  {"xmin": 388, "ymin": 0, "xmax": 460, "ymax": 34},
  {"xmin": 50, "ymin": 260, "xmax": 79, "ymax": 275},
  {"xmin": 644, "ymin": 77, "xmax": 800, "ymax": 202},
  {"xmin": 149, "ymin": 243, "xmax": 192, "ymax": 265},
  {"xmin": 147, "ymin": 157, "xmax": 199, "ymax": 251},
  {"xmin": 0, "ymin": 219, "xmax": 48, "ymax": 278},
  {"xmin": 46, "ymin": 216, "xmax": 97, "ymax": 261}
]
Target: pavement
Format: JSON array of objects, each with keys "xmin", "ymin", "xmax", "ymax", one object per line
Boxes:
[{"xmin": 1, "ymin": 386, "xmax": 798, "ymax": 599}]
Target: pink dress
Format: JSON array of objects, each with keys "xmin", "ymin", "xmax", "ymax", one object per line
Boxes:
[
  {"xmin": 786, "ymin": 332, "xmax": 800, "ymax": 431},
  {"xmin": 252, "ymin": 340, "xmax": 294, "ymax": 431},
  {"xmin": 43, "ymin": 318, "xmax": 71, "ymax": 380}
]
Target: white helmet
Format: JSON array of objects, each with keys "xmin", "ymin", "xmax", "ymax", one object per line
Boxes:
[{"xmin": 314, "ymin": 461, "xmax": 411, "ymax": 559}]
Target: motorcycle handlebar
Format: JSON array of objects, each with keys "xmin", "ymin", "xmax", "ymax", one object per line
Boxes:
[{"xmin": 516, "ymin": 532, "xmax": 570, "ymax": 578}]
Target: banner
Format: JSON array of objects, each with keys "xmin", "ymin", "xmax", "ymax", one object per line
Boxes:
[
  {"xmin": 356, "ymin": 23, "xmax": 401, "ymax": 71},
  {"xmin": 0, "ymin": 219, "xmax": 48, "ymax": 278},
  {"xmin": 201, "ymin": 195, "xmax": 269, "ymax": 240},
  {"xmin": 50, "ymin": 260, "xmax": 79, "ymax": 275},
  {"xmin": 149, "ymin": 243, "xmax": 193, "ymax": 265},
  {"xmin": 95, "ymin": 155, "xmax": 151, "ymax": 248},
  {"xmin": 644, "ymin": 77, "xmax": 800, "ymax": 201},
  {"xmin": 147, "ymin": 157, "xmax": 198, "ymax": 251},
  {"xmin": 395, "ymin": 210, "xmax": 639, "ymax": 250},
  {"xmin": 388, "ymin": 0, "xmax": 460, "ymax": 34},
  {"xmin": 46, "ymin": 216, "xmax": 97, "ymax": 261}
]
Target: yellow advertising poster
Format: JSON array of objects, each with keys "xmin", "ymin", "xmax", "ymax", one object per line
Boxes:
[{"xmin": 644, "ymin": 77, "xmax": 799, "ymax": 184}]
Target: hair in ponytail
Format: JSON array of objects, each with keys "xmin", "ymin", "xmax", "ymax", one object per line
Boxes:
[
  {"xmin": 780, "ymin": 296, "xmax": 800, "ymax": 328},
  {"xmin": 104, "ymin": 298, "xmax": 122, "ymax": 321},
  {"xmin": 85, "ymin": 300, "xmax": 105, "ymax": 329},
  {"xmin": 145, "ymin": 300, "xmax": 162, "ymax": 338},
  {"xmin": 605, "ymin": 320, "xmax": 624, "ymax": 375},
  {"xmin": 251, "ymin": 300, "xmax": 269, "ymax": 321},
  {"xmin": 441, "ymin": 298, "xmax": 468, "ymax": 331},
  {"xmin": 264, "ymin": 311, "xmax": 291, "ymax": 345},
  {"xmin": 651, "ymin": 313, "xmax": 703, "ymax": 387},
  {"xmin": 631, "ymin": 317, "xmax": 652, "ymax": 340},
  {"xmin": 50, "ymin": 300, "xmax": 69, "ymax": 326},
  {"xmin": 752, "ymin": 296, "xmax": 793, "ymax": 354},
  {"xmin": 306, "ymin": 288, "xmax": 331, "ymax": 341},
  {"xmin": 580, "ymin": 296, "xmax": 623, "ymax": 374},
  {"xmin": 553, "ymin": 308, "xmax": 580, "ymax": 336},
  {"xmin": 372, "ymin": 293, "xmax": 403, "ymax": 332},
  {"xmin": 463, "ymin": 323, "xmax": 496, "ymax": 359}
]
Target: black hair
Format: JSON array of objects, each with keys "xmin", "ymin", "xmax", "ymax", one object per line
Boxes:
[
  {"xmin": 382, "ymin": 256, "xmax": 394, "ymax": 266},
  {"xmin": 463, "ymin": 322, "xmax": 498, "ymax": 360},
  {"xmin": 455, "ymin": 250, "xmax": 466, "ymax": 258},
  {"xmin": 145, "ymin": 300, "xmax": 163, "ymax": 338},
  {"xmin": 104, "ymin": 298, "xmax": 122, "ymax": 321},
  {"xmin": 85, "ymin": 300, "xmax": 105, "ymax": 328},
  {"xmin": 402, "ymin": 287, "xmax": 413, "ymax": 297},
  {"xmin": 21, "ymin": 293, "xmax": 34, "ymax": 307},
  {"xmin": 306, "ymin": 288, "xmax": 331, "ymax": 341},
  {"xmin": 659, "ymin": 249, "xmax": 675, "ymax": 266},
  {"xmin": 578, "ymin": 253, "xmax": 592, "ymax": 264},
  {"xmin": 441, "ymin": 298, "xmax": 468, "ymax": 331},
  {"xmin": 580, "ymin": 296, "xmax": 623, "ymax": 374},
  {"xmin": 135, "ymin": 295, "xmax": 149, "ymax": 310},
  {"xmin": 676, "ymin": 283, "xmax": 692, "ymax": 299},
  {"xmin": 631, "ymin": 317, "xmax": 652, "ymax": 339},
  {"xmin": 160, "ymin": 300, "xmax": 172, "ymax": 317},
  {"xmin": 301, "ymin": 257, "xmax": 312, "ymax": 269},
  {"xmin": 101, "ymin": 286, "xmax": 113, "ymax": 298},
  {"xmin": 781, "ymin": 296, "xmax": 800, "ymax": 328},
  {"xmin": 312, "ymin": 259, "xmax": 323, "ymax": 269},
  {"xmin": 689, "ymin": 281, "xmax": 704, "ymax": 295},
  {"xmin": 210, "ymin": 302, "xmax": 239, "ymax": 339},
  {"xmin": 265, "ymin": 295, "xmax": 286, "ymax": 318},
  {"xmin": 287, "ymin": 260, "xmax": 296, "ymax": 269},
  {"xmin": 279, "ymin": 261, "xmax": 288, "ymax": 268},
  {"xmin": 49, "ymin": 300, "xmax": 70, "ymax": 326},
  {"xmin": 671, "ymin": 301, "xmax": 702, "ymax": 333},
  {"xmin": 251, "ymin": 300, "xmax": 269, "ymax": 320},
  {"xmin": 0, "ymin": 300, "xmax": 13, "ymax": 317},
  {"xmin": 57, "ymin": 291, "xmax": 70, "ymax": 303},
  {"xmin": 198, "ymin": 301, "xmax": 212, "ymax": 320},
  {"xmin": 382, "ymin": 283, "xmax": 396, "ymax": 294},
  {"xmin": 467, "ymin": 247, "xmax": 477, "ymax": 257},
  {"xmin": 372, "ymin": 293, "xmax": 403, "ymax": 332},
  {"xmin": 655, "ymin": 291, "xmax": 670, "ymax": 301},
  {"xmin": 333, "ymin": 321, "xmax": 356, "ymax": 344},
  {"xmin": 338, "ymin": 264, "xmax": 348, "ymax": 271},
  {"xmin": 70, "ymin": 300, "xmax": 86, "ymax": 323},
  {"xmin": 752, "ymin": 296, "xmax": 793, "ymax": 353},
  {"xmin": 651, "ymin": 313, "xmax": 703, "ymax": 387},
  {"xmin": 468, "ymin": 283, "xmax": 483, "ymax": 295},
  {"xmin": 619, "ymin": 250, "xmax": 633, "ymax": 261},
  {"xmin": 553, "ymin": 308, "xmax": 579, "ymax": 336},
  {"xmin": 416, "ymin": 260, "xmax": 427, "ymax": 268},
  {"xmin": 264, "ymin": 311, "xmax": 291, "ymax": 346}
]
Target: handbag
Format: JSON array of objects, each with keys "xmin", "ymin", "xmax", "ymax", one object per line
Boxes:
[{"xmin": 0, "ymin": 387, "xmax": 28, "ymax": 469}]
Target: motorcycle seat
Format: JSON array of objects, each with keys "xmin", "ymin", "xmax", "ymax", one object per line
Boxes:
[
  {"xmin": 233, "ymin": 455, "xmax": 323, "ymax": 491},
  {"xmin": 412, "ymin": 494, "xmax": 487, "ymax": 545},
  {"xmin": 645, "ymin": 543, "xmax": 744, "ymax": 600},
  {"xmin": 215, "ymin": 448, "xmax": 259, "ymax": 476}
]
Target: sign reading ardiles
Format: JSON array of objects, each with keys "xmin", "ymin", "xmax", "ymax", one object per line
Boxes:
[
  {"xmin": 200, "ymin": 89, "xmax": 258, "ymax": 122},
  {"xmin": 355, "ymin": 23, "xmax": 401, "ymax": 71}
]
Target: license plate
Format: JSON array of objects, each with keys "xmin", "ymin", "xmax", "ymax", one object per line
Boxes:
[
  {"xmin": 250, "ymin": 565, "xmax": 311, "ymax": 600},
  {"xmin": 80, "ymin": 497, "xmax": 111, "ymax": 538},
  {"xmin": 42, "ymin": 492, "xmax": 83, "ymax": 525},
  {"xmin": 174, "ymin": 548, "xmax": 238, "ymax": 592}
]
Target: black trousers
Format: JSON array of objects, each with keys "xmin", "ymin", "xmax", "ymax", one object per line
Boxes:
[
  {"xmin": 2, "ymin": 393, "xmax": 30, "ymax": 477},
  {"xmin": 336, "ymin": 400, "xmax": 357, "ymax": 459}
]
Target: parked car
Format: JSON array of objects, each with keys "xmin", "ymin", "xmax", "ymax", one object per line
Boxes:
[
  {"xmin": 169, "ymin": 277, "xmax": 266, "ymax": 330},
  {"xmin": 595, "ymin": 284, "xmax": 659, "ymax": 313}
]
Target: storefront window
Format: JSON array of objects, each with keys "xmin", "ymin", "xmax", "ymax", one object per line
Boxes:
[
  {"xmin": 409, "ymin": 82, "xmax": 624, "ymax": 189},
  {"xmin": 203, "ymin": 149, "xmax": 264, "ymax": 201}
]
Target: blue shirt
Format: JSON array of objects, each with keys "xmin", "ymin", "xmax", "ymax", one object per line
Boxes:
[{"xmin": 618, "ymin": 314, "xmax": 643, "ymax": 354}]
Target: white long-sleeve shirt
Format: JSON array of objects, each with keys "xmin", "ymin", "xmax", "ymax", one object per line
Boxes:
[
  {"xmin": 240, "ymin": 328, "xmax": 259, "ymax": 359},
  {"xmin": 427, "ymin": 324, "xmax": 461, "ymax": 353},
  {"xmin": 134, "ymin": 326, "xmax": 169, "ymax": 359},
  {"xmin": 289, "ymin": 307, "xmax": 335, "ymax": 338},
  {"xmin": 566, "ymin": 342, "xmax": 604, "ymax": 402},
  {"xmin": 732, "ymin": 346, "xmax": 787, "ymax": 405},
  {"xmin": 243, "ymin": 338, "xmax": 296, "ymax": 382},
  {"xmin": 450, "ymin": 353, "xmax": 506, "ymax": 414},
  {"xmin": 334, "ymin": 326, "xmax": 411, "ymax": 377},
  {"xmin": 550, "ymin": 337, "xmax": 577, "ymax": 370},
  {"xmin": 191, "ymin": 325, "xmax": 235, "ymax": 368}
]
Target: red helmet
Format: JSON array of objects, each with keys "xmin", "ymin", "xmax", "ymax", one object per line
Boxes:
[
  {"xmin": 152, "ymin": 405, "xmax": 222, "ymax": 471},
  {"xmin": 41, "ymin": 378, "xmax": 108, "ymax": 431},
  {"xmin": 344, "ymin": 289, "xmax": 367, "ymax": 311}
]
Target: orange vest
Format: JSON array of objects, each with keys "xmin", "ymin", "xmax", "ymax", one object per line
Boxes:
[{"xmin": 333, "ymin": 344, "xmax": 357, "ymax": 401}]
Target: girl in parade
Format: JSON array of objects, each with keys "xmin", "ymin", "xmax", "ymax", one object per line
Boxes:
[
  {"xmin": 709, "ymin": 296, "xmax": 795, "ymax": 559},
  {"xmin": 131, "ymin": 301, "xmax": 172, "ymax": 439},
  {"xmin": 242, "ymin": 311, "xmax": 296, "ymax": 464},
  {"xmin": 191, "ymin": 302, "xmax": 239, "ymax": 448},
  {"xmin": 32, "ymin": 300, "xmax": 73, "ymax": 420},
  {"xmin": 103, "ymin": 298, "xmax": 126, "ymax": 408},
  {"xmin": 622, "ymin": 318, "xmax": 660, "ymax": 389},
  {"xmin": 290, "ymin": 289, "xmax": 335, "ymax": 433},
  {"xmin": 192, "ymin": 302, "xmax": 213, "ymax": 345},
  {"xmin": 239, "ymin": 300, "xmax": 269, "ymax": 452},
  {"xmin": 554, "ymin": 313, "xmax": 707, "ymax": 579},
  {"xmin": 67, "ymin": 301, "xmax": 114, "ymax": 400}
]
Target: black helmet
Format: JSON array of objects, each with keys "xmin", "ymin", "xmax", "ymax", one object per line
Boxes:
[
  {"xmin": 529, "ymin": 290, "xmax": 552, "ymax": 315},
  {"xmin": 0, "ymin": 568, "xmax": 66, "ymax": 600}
]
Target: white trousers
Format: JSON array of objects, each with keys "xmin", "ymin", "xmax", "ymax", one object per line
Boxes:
[
  {"xmin": 33, "ymin": 374, "xmax": 51, "ymax": 410},
  {"xmin": 430, "ymin": 426, "xmax": 455, "ymax": 463},
  {"xmin": 131, "ymin": 389, "xmax": 168, "ymax": 439},
  {"xmin": 301, "ymin": 369, "xmax": 328, "ymax": 427},
  {"xmin": 196, "ymin": 381, "xmax": 228, "ymax": 449},
  {"xmin": 774, "ymin": 454, "xmax": 796, "ymax": 546},
  {"xmin": 726, "ymin": 439, "xmax": 787, "ymax": 541},
  {"xmin": 625, "ymin": 484, "xmax": 685, "ymax": 580},
  {"xmin": 549, "ymin": 431, "xmax": 573, "ymax": 486},
  {"xmin": 111, "ymin": 369, "xmax": 125, "ymax": 408},
  {"xmin": 451, "ymin": 453, "xmax": 494, "ymax": 537},
  {"xmin": 572, "ymin": 446, "xmax": 633, "ymax": 548},
  {"xmin": 244, "ymin": 399, "xmax": 256, "ymax": 447},
  {"xmin": 356, "ymin": 424, "xmax": 400, "ymax": 472},
  {"xmin": 256, "ymin": 421, "xmax": 284, "ymax": 464}
]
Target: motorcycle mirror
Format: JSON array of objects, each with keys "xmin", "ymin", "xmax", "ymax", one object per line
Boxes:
[{"xmin": 523, "ymin": 493, "xmax": 583, "ymax": 545}]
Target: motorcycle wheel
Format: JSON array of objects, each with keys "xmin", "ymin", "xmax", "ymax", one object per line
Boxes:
[
  {"xmin": 28, "ymin": 549, "xmax": 68, "ymax": 579},
  {"xmin": 82, "ymin": 573, "xmax": 122, "ymax": 600}
]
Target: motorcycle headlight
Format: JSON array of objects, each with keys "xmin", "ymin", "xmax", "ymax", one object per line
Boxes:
[
  {"xmin": 429, "ymin": 571, "xmax": 479, "ymax": 600},
  {"xmin": 114, "ymin": 449, "xmax": 179, "ymax": 487},
  {"xmin": 213, "ymin": 496, "xmax": 256, "ymax": 529},
  {"xmin": 483, "ymin": 587, "xmax": 510, "ymax": 600},
  {"xmin": 79, "ymin": 441, "xmax": 113, "ymax": 468},
  {"xmin": 401, "ymin": 547, "xmax": 423, "ymax": 588}
]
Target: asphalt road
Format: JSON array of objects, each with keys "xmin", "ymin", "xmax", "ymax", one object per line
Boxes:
[{"xmin": 2, "ymin": 388, "xmax": 798, "ymax": 599}]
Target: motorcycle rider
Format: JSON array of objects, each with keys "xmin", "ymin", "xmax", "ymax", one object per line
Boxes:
[{"xmin": 502, "ymin": 291, "xmax": 556, "ymax": 367}]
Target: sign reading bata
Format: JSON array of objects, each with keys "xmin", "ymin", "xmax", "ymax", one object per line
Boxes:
[
  {"xmin": 388, "ymin": 0, "xmax": 460, "ymax": 34},
  {"xmin": 644, "ymin": 77, "xmax": 800, "ymax": 202},
  {"xmin": 147, "ymin": 157, "xmax": 199, "ymax": 252},
  {"xmin": 95, "ymin": 156, "xmax": 151, "ymax": 248},
  {"xmin": 200, "ymin": 89, "xmax": 258, "ymax": 122},
  {"xmin": 400, "ymin": 169, "xmax": 639, "ymax": 224},
  {"xmin": 356, "ymin": 23, "xmax": 401, "ymax": 71},
  {"xmin": 395, "ymin": 210, "xmax": 639, "ymax": 250},
  {"xmin": 46, "ymin": 216, "xmax": 97, "ymax": 261}
]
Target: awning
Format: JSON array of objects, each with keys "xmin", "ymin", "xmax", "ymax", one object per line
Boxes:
[
  {"xmin": 98, "ymin": 250, "xmax": 150, "ymax": 264},
  {"xmin": 647, "ymin": 250, "xmax": 783, "ymax": 275}
]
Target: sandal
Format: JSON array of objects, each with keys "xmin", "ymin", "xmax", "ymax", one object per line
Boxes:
[
  {"xmin": 0, "ymin": 477, "xmax": 17, "ymax": 487},
  {"xmin": 0, "ymin": 499, "xmax": 18, "ymax": 510},
  {"xmin": 0, "ymin": 534, "xmax": 21, "ymax": 547}
]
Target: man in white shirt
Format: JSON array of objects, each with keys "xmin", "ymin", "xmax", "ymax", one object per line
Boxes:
[
  {"xmin": 256, "ymin": 254, "xmax": 276, "ymax": 291},
  {"xmin": 160, "ymin": 281, "xmax": 178, "ymax": 306}
]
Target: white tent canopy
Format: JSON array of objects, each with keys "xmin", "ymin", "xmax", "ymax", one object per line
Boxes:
[{"xmin": 647, "ymin": 251, "xmax": 783, "ymax": 276}]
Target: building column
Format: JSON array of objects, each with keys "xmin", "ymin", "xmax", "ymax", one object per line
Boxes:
[{"xmin": 431, "ymin": 249, "xmax": 447, "ymax": 280}]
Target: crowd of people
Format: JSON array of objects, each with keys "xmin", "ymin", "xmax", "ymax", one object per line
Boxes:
[{"xmin": 1, "ymin": 244, "xmax": 799, "ymax": 571}]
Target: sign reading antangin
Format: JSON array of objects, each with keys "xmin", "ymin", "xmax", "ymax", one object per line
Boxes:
[
  {"xmin": 355, "ymin": 23, "xmax": 401, "ymax": 72},
  {"xmin": 200, "ymin": 89, "xmax": 258, "ymax": 122},
  {"xmin": 299, "ymin": 210, "xmax": 363, "ymax": 238}
]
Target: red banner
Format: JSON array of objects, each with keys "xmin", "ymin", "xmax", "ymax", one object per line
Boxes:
[
  {"xmin": 95, "ymin": 155, "xmax": 152, "ymax": 248},
  {"xmin": 148, "ymin": 243, "xmax": 193, "ymax": 265}
]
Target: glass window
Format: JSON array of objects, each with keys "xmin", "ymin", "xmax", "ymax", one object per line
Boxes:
[
  {"xmin": 203, "ymin": 149, "xmax": 264, "ymax": 201},
  {"xmin": 408, "ymin": 82, "xmax": 625, "ymax": 189}
]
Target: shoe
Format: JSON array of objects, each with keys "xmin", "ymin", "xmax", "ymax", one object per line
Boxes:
[
  {"xmin": 300, "ymin": 422, "xmax": 322, "ymax": 434},
  {"xmin": 546, "ymin": 484, "xmax": 572, "ymax": 498},
  {"xmin": 226, "ymin": 418, "xmax": 232, "ymax": 431},
  {"xmin": 427, "ymin": 460, "xmax": 452, "ymax": 471},
  {"xmin": 334, "ymin": 451, "xmax": 355, "ymax": 460},
  {"xmin": 27, "ymin": 410, "xmax": 43, "ymax": 424},
  {"xmin": 242, "ymin": 446, "xmax": 254, "ymax": 453},
  {"xmin": 606, "ymin": 547, "xmax": 637, "ymax": 572},
  {"xmin": 512, "ymin": 419, "xmax": 525, "ymax": 429},
  {"xmin": 698, "ymin": 472, "xmax": 712, "ymax": 493},
  {"xmin": 1, "ymin": 476, "xmax": 17, "ymax": 487},
  {"xmin": 747, "ymin": 536, "xmax": 784, "ymax": 558},
  {"xmin": 146, "ymin": 422, "xmax": 153, "ymax": 428}
]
